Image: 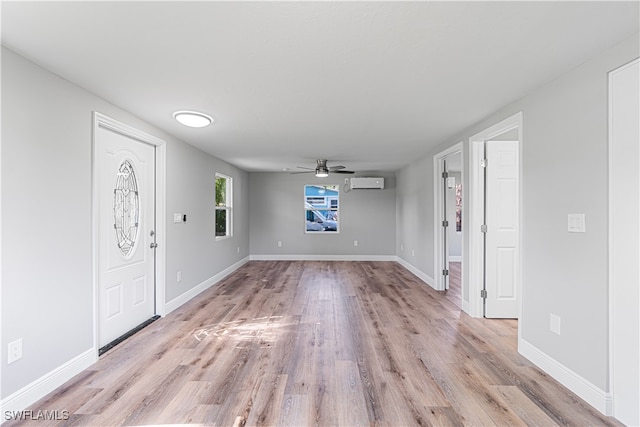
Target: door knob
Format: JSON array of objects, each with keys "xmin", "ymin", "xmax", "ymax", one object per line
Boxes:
[{"xmin": 150, "ymin": 242, "xmax": 158, "ymax": 249}]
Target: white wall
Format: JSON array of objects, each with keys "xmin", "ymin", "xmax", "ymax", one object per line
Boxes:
[
  {"xmin": 165, "ymin": 140, "xmax": 249, "ymax": 303},
  {"xmin": 396, "ymin": 33, "xmax": 639, "ymax": 411},
  {"xmin": 249, "ymin": 172, "xmax": 395, "ymax": 258},
  {"xmin": 396, "ymin": 160, "xmax": 435, "ymax": 282},
  {"xmin": 1, "ymin": 47, "xmax": 249, "ymax": 401}
]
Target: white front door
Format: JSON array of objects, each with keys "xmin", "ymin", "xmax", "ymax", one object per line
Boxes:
[
  {"xmin": 484, "ymin": 140, "xmax": 519, "ymax": 318},
  {"xmin": 96, "ymin": 124, "xmax": 156, "ymax": 347}
]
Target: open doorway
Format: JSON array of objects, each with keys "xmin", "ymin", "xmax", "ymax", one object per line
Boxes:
[{"xmin": 434, "ymin": 143, "xmax": 463, "ymax": 309}]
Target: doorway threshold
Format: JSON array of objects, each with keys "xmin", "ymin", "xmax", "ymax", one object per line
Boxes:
[{"xmin": 99, "ymin": 315, "xmax": 161, "ymax": 356}]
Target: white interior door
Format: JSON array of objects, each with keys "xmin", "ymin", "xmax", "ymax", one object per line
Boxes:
[
  {"xmin": 97, "ymin": 125, "xmax": 156, "ymax": 347},
  {"xmin": 484, "ymin": 140, "xmax": 519, "ymax": 318}
]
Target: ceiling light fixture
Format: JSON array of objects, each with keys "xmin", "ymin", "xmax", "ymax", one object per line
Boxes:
[
  {"xmin": 173, "ymin": 110, "xmax": 214, "ymax": 128},
  {"xmin": 315, "ymin": 167, "xmax": 329, "ymax": 178}
]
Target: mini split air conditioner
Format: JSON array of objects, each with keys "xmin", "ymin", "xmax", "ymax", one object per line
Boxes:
[{"xmin": 349, "ymin": 177, "xmax": 384, "ymax": 190}]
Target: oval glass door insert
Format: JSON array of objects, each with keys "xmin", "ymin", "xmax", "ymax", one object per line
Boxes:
[{"xmin": 113, "ymin": 160, "xmax": 139, "ymax": 257}]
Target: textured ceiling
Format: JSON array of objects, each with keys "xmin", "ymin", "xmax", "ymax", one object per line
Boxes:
[{"xmin": 2, "ymin": 1, "xmax": 638, "ymax": 172}]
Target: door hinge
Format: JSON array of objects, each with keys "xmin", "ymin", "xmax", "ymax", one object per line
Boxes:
[
  {"xmin": 442, "ymin": 171, "xmax": 449, "ymax": 179},
  {"xmin": 480, "ymin": 289, "xmax": 488, "ymax": 299},
  {"xmin": 442, "ymin": 220, "xmax": 449, "ymax": 227},
  {"xmin": 481, "ymin": 158, "xmax": 488, "ymax": 168},
  {"xmin": 443, "ymin": 269, "xmax": 449, "ymax": 276},
  {"xmin": 481, "ymin": 224, "xmax": 488, "ymax": 233}
]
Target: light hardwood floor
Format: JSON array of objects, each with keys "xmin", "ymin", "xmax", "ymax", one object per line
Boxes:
[
  {"xmin": 9, "ymin": 261, "xmax": 619, "ymax": 426},
  {"xmin": 445, "ymin": 261, "xmax": 462, "ymax": 310}
]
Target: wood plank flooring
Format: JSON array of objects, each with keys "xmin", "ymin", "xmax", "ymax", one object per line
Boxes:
[
  {"xmin": 9, "ymin": 261, "xmax": 619, "ymax": 426},
  {"xmin": 445, "ymin": 261, "xmax": 462, "ymax": 310}
]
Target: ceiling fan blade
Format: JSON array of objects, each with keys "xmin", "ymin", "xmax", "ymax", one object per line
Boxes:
[
  {"xmin": 328, "ymin": 165, "xmax": 345, "ymax": 171},
  {"xmin": 290, "ymin": 170, "xmax": 315, "ymax": 174},
  {"xmin": 296, "ymin": 166, "xmax": 315, "ymax": 171},
  {"xmin": 333, "ymin": 170, "xmax": 355, "ymax": 174}
]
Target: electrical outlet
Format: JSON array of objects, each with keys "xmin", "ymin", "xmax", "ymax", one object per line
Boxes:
[
  {"xmin": 237, "ymin": 247, "xmax": 240, "ymax": 253},
  {"xmin": 354, "ymin": 240, "xmax": 358, "ymax": 247},
  {"xmin": 277, "ymin": 241, "xmax": 282, "ymax": 247},
  {"xmin": 8, "ymin": 339, "xmax": 22, "ymax": 364},
  {"xmin": 550, "ymin": 313, "xmax": 561, "ymax": 335},
  {"xmin": 177, "ymin": 271, "xmax": 182, "ymax": 283},
  {"xmin": 412, "ymin": 249, "xmax": 415, "ymax": 257}
]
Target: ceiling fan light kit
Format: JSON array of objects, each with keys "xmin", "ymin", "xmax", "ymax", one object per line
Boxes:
[{"xmin": 315, "ymin": 167, "xmax": 329, "ymax": 177}]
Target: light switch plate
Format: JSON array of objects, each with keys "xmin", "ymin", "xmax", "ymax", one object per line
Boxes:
[
  {"xmin": 447, "ymin": 177, "xmax": 456, "ymax": 189},
  {"xmin": 568, "ymin": 214, "xmax": 585, "ymax": 233}
]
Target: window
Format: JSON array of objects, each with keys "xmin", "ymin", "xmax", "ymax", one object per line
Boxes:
[
  {"xmin": 215, "ymin": 174, "xmax": 232, "ymax": 238},
  {"xmin": 305, "ymin": 185, "xmax": 339, "ymax": 233}
]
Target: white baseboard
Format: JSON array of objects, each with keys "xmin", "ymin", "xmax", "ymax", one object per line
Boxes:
[
  {"xmin": 518, "ymin": 338, "xmax": 612, "ymax": 416},
  {"xmin": 0, "ymin": 348, "xmax": 95, "ymax": 422},
  {"xmin": 165, "ymin": 256, "xmax": 249, "ymax": 314},
  {"xmin": 394, "ymin": 257, "xmax": 437, "ymax": 290},
  {"xmin": 249, "ymin": 254, "xmax": 397, "ymax": 261}
]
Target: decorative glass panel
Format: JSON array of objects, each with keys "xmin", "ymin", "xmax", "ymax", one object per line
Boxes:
[{"xmin": 114, "ymin": 160, "xmax": 139, "ymax": 257}]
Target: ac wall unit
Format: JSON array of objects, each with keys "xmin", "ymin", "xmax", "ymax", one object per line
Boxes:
[{"xmin": 349, "ymin": 177, "xmax": 384, "ymax": 189}]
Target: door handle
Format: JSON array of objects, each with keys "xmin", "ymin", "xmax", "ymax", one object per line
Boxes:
[{"xmin": 150, "ymin": 242, "xmax": 158, "ymax": 249}]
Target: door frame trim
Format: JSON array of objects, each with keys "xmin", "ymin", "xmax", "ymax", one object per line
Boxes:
[
  {"xmin": 91, "ymin": 112, "xmax": 167, "ymax": 359},
  {"xmin": 433, "ymin": 142, "xmax": 463, "ymax": 292},
  {"xmin": 467, "ymin": 112, "xmax": 522, "ymax": 320},
  {"xmin": 608, "ymin": 58, "xmax": 640, "ymax": 421}
]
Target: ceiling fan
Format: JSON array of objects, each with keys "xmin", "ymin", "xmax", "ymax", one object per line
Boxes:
[{"xmin": 290, "ymin": 159, "xmax": 355, "ymax": 177}]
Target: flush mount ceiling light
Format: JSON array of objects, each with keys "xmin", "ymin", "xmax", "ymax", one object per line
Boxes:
[{"xmin": 173, "ymin": 110, "xmax": 214, "ymax": 128}]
